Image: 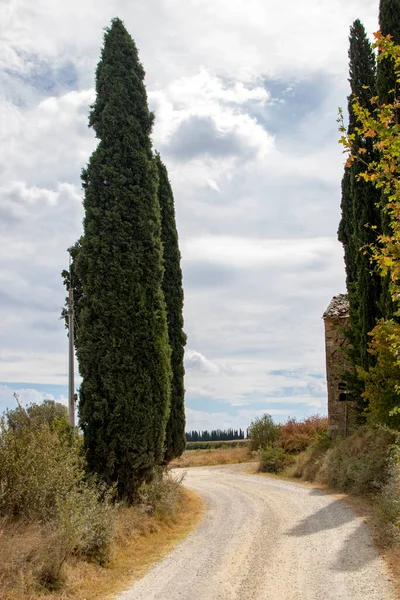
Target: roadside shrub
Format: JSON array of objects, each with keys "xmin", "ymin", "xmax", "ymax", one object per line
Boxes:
[
  {"xmin": 375, "ymin": 444, "xmax": 400, "ymax": 544},
  {"xmin": 357, "ymin": 320, "xmax": 400, "ymax": 429},
  {"xmin": 292, "ymin": 433, "xmax": 332, "ymax": 480},
  {"xmin": 320, "ymin": 427, "xmax": 396, "ymax": 495},
  {"xmin": 248, "ymin": 414, "xmax": 279, "ymax": 451},
  {"xmin": 0, "ymin": 403, "xmax": 115, "ymax": 568},
  {"xmin": 259, "ymin": 445, "xmax": 287, "ymax": 473},
  {"xmin": 0, "ymin": 413, "xmax": 82, "ymax": 521},
  {"xmin": 278, "ymin": 415, "xmax": 328, "ymax": 453},
  {"xmin": 138, "ymin": 467, "xmax": 184, "ymax": 520},
  {"xmin": 6, "ymin": 399, "xmax": 69, "ymax": 432},
  {"xmin": 57, "ymin": 479, "xmax": 115, "ymax": 564}
]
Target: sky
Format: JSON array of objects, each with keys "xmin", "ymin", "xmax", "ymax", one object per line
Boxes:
[{"xmin": 0, "ymin": 0, "xmax": 380, "ymax": 431}]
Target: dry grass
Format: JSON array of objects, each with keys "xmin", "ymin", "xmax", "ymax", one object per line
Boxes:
[
  {"xmin": 0, "ymin": 488, "xmax": 204, "ymax": 600},
  {"xmin": 170, "ymin": 445, "xmax": 256, "ymax": 468}
]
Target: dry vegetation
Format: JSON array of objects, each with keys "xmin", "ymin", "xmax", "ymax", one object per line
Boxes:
[
  {"xmin": 0, "ymin": 403, "xmax": 204, "ymax": 600},
  {"xmin": 171, "ymin": 445, "xmax": 256, "ymax": 468},
  {"xmin": 0, "ymin": 487, "xmax": 204, "ymax": 600}
]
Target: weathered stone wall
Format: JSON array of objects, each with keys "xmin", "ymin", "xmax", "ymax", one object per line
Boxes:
[{"xmin": 324, "ymin": 316, "xmax": 356, "ymax": 437}]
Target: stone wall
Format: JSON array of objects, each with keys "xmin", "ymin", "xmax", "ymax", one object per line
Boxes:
[{"xmin": 324, "ymin": 315, "xmax": 355, "ymax": 437}]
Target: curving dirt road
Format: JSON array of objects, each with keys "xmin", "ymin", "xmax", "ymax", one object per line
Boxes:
[{"xmin": 118, "ymin": 464, "xmax": 396, "ymax": 600}]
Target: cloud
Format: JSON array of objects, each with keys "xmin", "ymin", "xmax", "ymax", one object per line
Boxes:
[
  {"xmin": 182, "ymin": 236, "xmax": 340, "ymax": 268},
  {"xmin": 150, "ymin": 70, "xmax": 273, "ymax": 161},
  {"xmin": 185, "ymin": 350, "xmax": 221, "ymax": 374},
  {"xmin": 1, "ymin": 0, "xmax": 377, "ymax": 428},
  {"xmin": 0, "ymin": 383, "xmax": 68, "ymax": 416}
]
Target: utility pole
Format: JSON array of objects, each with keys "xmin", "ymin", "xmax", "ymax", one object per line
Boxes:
[{"xmin": 68, "ymin": 285, "xmax": 75, "ymax": 429}]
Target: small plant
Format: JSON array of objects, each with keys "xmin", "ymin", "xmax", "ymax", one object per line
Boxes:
[{"xmin": 259, "ymin": 445, "xmax": 286, "ymax": 473}]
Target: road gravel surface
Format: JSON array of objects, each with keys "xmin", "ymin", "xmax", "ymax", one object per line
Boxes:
[{"xmin": 118, "ymin": 464, "xmax": 396, "ymax": 600}]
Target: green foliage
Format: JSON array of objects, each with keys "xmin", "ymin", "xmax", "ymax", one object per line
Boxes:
[
  {"xmin": 320, "ymin": 427, "xmax": 396, "ymax": 494},
  {"xmin": 156, "ymin": 155, "xmax": 186, "ymax": 463},
  {"xmin": 358, "ymin": 319, "xmax": 400, "ymax": 428},
  {"xmin": 339, "ymin": 33, "xmax": 400, "ymax": 311},
  {"xmin": 338, "ymin": 20, "xmax": 384, "ymax": 415},
  {"xmin": 258, "ymin": 445, "xmax": 287, "ymax": 473},
  {"xmin": 293, "ymin": 427, "xmax": 395, "ymax": 495},
  {"xmin": 292, "ymin": 433, "xmax": 333, "ymax": 481},
  {"xmin": 7, "ymin": 398, "xmax": 67, "ymax": 426},
  {"xmin": 68, "ymin": 18, "xmax": 172, "ymax": 501},
  {"xmin": 0, "ymin": 404, "xmax": 115, "ymax": 565},
  {"xmin": 375, "ymin": 443, "xmax": 400, "ymax": 542},
  {"xmin": 248, "ymin": 414, "xmax": 279, "ymax": 451},
  {"xmin": 377, "ymin": 0, "xmax": 400, "ymax": 105}
]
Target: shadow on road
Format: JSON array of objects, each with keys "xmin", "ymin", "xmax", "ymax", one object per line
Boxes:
[
  {"xmin": 330, "ymin": 521, "xmax": 377, "ymax": 572},
  {"xmin": 286, "ymin": 497, "xmax": 355, "ymax": 537}
]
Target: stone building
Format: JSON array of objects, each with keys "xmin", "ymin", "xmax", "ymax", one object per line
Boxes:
[{"xmin": 322, "ymin": 294, "xmax": 354, "ymax": 437}]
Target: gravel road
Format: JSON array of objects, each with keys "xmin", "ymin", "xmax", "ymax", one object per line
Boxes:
[{"xmin": 118, "ymin": 464, "xmax": 396, "ymax": 600}]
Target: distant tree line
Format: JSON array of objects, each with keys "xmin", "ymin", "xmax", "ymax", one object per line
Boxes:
[{"xmin": 186, "ymin": 429, "xmax": 246, "ymax": 442}]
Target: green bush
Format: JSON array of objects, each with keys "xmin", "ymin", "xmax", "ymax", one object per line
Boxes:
[
  {"xmin": 248, "ymin": 414, "xmax": 279, "ymax": 451},
  {"xmin": 259, "ymin": 445, "xmax": 287, "ymax": 473},
  {"xmin": 0, "ymin": 403, "xmax": 115, "ymax": 566},
  {"xmin": 375, "ymin": 444, "xmax": 400, "ymax": 543},
  {"xmin": 292, "ymin": 433, "xmax": 333, "ymax": 480},
  {"xmin": 320, "ymin": 427, "xmax": 396, "ymax": 495}
]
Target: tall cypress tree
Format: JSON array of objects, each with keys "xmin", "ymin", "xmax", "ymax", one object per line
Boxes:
[
  {"xmin": 71, "ymin": 19, "xmax": 171, "ymax": 501},
  {"xmin": 155, "ymin": 154, "xmax": 187, "ymax": 462},
  {"xmin": 338, "ymin": 20, "xmax": 383, "ymax": 411},
  {"xmin": 376, "ymin": 0, "xmax": 400, "ymax": 317}
]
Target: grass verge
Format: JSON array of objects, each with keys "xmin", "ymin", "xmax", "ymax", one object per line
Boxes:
[{"xmin": 1, "ymin": 487, "xmax": 204, "ymax": 600}]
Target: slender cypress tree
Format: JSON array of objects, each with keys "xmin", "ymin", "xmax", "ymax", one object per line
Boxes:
[
  {"xmin": 338, "ymin": 20, "xmax": 383, "ymax": 412},
  {"xmin": 71, "ymin": 19, "xmax": 171, "ymax": 501},
  {"xmin": 376, "ymin": 0, "xmax": 400, "ymax": 317},
  {"xmin": 155, "ymin": 154, "xmax": 187, "ymax": 462}
]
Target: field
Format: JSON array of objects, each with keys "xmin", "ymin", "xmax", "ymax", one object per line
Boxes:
[
  {"xmin": 171, "ymin": 444, "xmax": 256, "ymax": 468},
  {"xmin": 185, "ymin": 439, "xmax": 249, "ymax": 450}
]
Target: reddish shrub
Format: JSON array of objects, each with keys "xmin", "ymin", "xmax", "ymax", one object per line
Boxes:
[{"xmin": 278, "ymin": 415, "xmax": 328, "ymax": 453}]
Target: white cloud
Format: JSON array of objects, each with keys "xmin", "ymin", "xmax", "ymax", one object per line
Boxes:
[
  {"xmin": 0, "ymin": 384, "xmax": 67, "ymax": 412},
  {"xmin": 182, "ymin": 236, "xmax": 340, "ymax": 268},
  {"xmin": 1, "ymin": 0, "xmax": 375, "ymax": 427},
  {"xmin": 185, "ymin": 349, "xmax": 221, "ymax": 374},
  {"xmin": 150, "ymin": 70, "xmax": 274, "ymax": 159}
]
